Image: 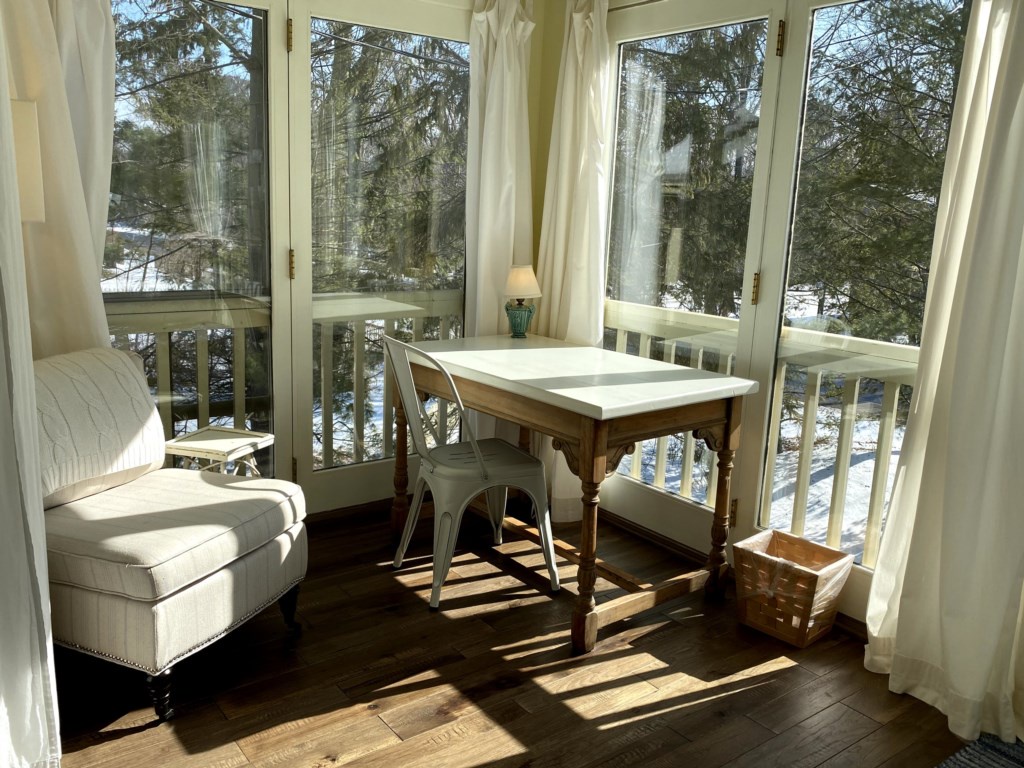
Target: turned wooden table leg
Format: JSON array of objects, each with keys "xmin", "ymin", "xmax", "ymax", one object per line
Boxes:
[
  {"xmin": 569, "ymin": 421, "xmax": 608, "ymax": 654},
  {"xmin": 706, "ymin": 445, "xmax": 735, "ymax": 598},
  {"xmin": 391, "ymin": 393, "xmax": 409, "ymax": 536},
  {"xmin": 697, "ymin": 397, "xmax": 742, "ymax": 599}
]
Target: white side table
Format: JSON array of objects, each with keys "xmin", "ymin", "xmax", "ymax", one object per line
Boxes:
[{"xmin": 165, "ymin": 426, "xmax": 275, "ymax": 476}]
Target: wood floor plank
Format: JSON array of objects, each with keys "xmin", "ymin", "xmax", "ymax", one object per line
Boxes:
[
  {"xmin": 510, "ymin": 714, "xmax": 684, "ymax": 768},
  {"xmin": 54, "ymin": 508, "xmax": 964, "ymax": 768},
  {"xmin": 723, "ymin": 702, "xmax": 880, "ymax": 768},
  {"xmin": 745, "ymin": 660, "xmax": 878, "ymax": 733},
  {"xmin": 654, "ymin": 658, "xmax": 820, "ymax": 740},
  {"xmin": 61, "ymin": 702, "xmax": 249, "ymax": 768},
  {"xmin": 377, "ymin": 662, "xmax": 537, "ymax": 740},
  {"xmin": 336, "ymin": 705, "xmax": 530, "ymax": 768},
  {"xmin": 613, "ymin": 713, "xmax": 774, "ymax": 768},
  {"xmin": 817, "ymin": 699, "xmax": 962, "ymax": 768},
  {"xmin": 238, "ymin": 703, "xmax": 400, "ymax": 767},
  {"xmin": 839, "ymin": 665, "xmax": 919, "ymax": 724}
]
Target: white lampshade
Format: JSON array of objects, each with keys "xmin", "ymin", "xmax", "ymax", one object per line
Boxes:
[
  {"xmin": 11, "ymin": 100, "xmax": 45, "ymax": 223},
  {"xmin": 504, "ymin": 264, "xmax": 542, "ymax": 299}
]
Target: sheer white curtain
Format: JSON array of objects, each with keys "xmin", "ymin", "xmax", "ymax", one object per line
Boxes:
[
  {"xmin": 535, "ymin": 0, "xmax": 610, "ymax": 346},
  {"xmin": 465, "ymin": 0, "xmax": 534, "ymax": 338},
  {"xmin": 4, "ymin": 0, "xmax": 113, "ymax": 358},
  {"xmin": 864, "ymin": 0, "xmax": 1024, "ymax": 743},
  {"xmin": 52, "ymin": 0, "xmax": 116, "ymax": 266},
  {"xmin": 533, "ymin": 0, "xmax": 610, "ymax": 522},
  {"xmin": 0, "ymin": 22, "xmax": 61, "ymax": 768},
  {"xmin": 1, "ymin": 1, "xmax": 115, "ymax": 763}
]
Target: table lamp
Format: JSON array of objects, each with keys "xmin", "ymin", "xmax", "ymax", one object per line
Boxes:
[
  {"xmin": 11, "ymin": 100, "xmax": 45, "ymax": 223},
  {"xmin": 504, "ymin": 265, "xmax": 541, "ymax": 338}
]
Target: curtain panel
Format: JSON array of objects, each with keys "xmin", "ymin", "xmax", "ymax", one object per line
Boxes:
[
  {"xmin": 465, "ymin": 0, "xmax": 535, "ymax": 338},
  {"xmin": 534, "ymin": 0, "xmax": 610, "ymax": 348},
  {"xmin": 533, "ymin": 0, "xmax": 610, "ymax": 522},
  {"xmin": 0, "ymin": 14, "xmax": 61, "ymax": 767},
  {"xmin": 4, "ymin": 0, "xmax": 112, "ymax": 358},
  {"xmin": 1, "ymin": 0, "xmax": 116, "ymax": 763},
  {"xmin": 864, "ymin": 0, "xmax": 1024, "ymax": 743}
]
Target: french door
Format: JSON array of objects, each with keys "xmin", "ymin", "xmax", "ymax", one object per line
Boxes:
[
  {"xmin": 288, "ymin": 0, "xmax": 472, "ymax": 512},
  {"xmin": 105, "ymin": 0, "xmax": 294, "ymax": 480},
  {"xmin": 601, "ymin": 0, "xmax": 966, "ymax": 620},
  {"xmin": 601, "ymin": 0, "xmax": 788, "ymax": 552}
]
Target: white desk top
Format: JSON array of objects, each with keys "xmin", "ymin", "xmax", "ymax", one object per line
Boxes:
[{"xmin": 413, "ymin": 335, "xmax": 758, "ymax": 421}]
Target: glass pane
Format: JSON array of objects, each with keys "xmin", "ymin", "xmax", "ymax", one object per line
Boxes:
[
  {"xmin": 310, "ymin": 21, "xmax": 468, "ymax": 470},
  {"xmin": 605, "ymin": 20, "xmax": 768, "ymax": 503},
  {"xmin": 764, "ymin": 0, "xmax": 968, "ymax": 563},
  {"xmin": 107, "ymin": 2, "xmax": 273, "ymax": 473}
]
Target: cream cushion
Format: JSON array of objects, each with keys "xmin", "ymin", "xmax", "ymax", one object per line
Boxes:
[
  {"xmin": 35, "ymin": 347, "xmax": 165, "ymax": 508},
  {"xmin": 50, "ymin": 524, "xmax": 308, "ymax": 673},
  {"xmin": 46, "ymin": 469, "xmax": 306, "ymax": 601}
]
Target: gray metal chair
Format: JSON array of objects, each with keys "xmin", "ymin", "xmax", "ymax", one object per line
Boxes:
[{"xmin": 384, "ymin": 336, "xmax": 560, "ymax": 608}]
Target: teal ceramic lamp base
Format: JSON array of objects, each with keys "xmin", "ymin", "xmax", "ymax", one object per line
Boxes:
[{"xmin": 505, "ymin": 300, "xmax": 536, "ymax": 339}]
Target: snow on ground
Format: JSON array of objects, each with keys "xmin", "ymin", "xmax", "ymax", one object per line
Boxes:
[
  {"xmin": 767, "ymin": 413, "xmax": 903, "ymax": 560},
  {"xmin": 620, "ymin": 403, "xmax": 904, "ymax": 562}
]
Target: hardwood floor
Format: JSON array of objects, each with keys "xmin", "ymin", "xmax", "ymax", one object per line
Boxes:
[{"xmin": 56, "ymin": 507, "xmax": 964, "ymax": 768}]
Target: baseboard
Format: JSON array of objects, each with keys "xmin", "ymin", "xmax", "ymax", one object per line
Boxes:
[
  {"xmin": 834, "ymin": 612, "xmax": 868, "ymax": 641},
  {"xmin": 310, "ymin": 496, "xmax": 709, "ymax": 568},
  {"xmin": 304, "ymin": 497, "xmax": 392, "ymax": 532},
  {"xmin": 598, "ymin": 508, "xmax": 707, "ymax": 568}
]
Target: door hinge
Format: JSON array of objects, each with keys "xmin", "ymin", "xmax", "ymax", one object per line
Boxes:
[
  {"xmin": 292, "ymin": 457, "xmax": 297, "ymax": 482},
  {"xmin": 289, "ymin": 248, "xmax": 296, "ymax": 280},
  {"xmin": 776, "ymin": 19, "xmax": 786, "ymax": 57},
  {"xmin": 751, "ymin": 271, "xmax": 761, "ymax": 305},
  {"xmin": 287, "ymin": 18, "xmax": 294, "ymax": 52},
  {"xmin": 730, "ymin": 498, "xmax": 738, "ymax": 527}
]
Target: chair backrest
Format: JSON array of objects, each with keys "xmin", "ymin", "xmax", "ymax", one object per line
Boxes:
[
  {"xmin": 35, "ymin": 347, "xmax": 165, "ymax": 508},
  {"xmin": 383, "ymin": 336, "xmax": 488, "ymax": 479}
]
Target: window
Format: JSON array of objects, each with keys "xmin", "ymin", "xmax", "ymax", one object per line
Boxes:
[
  {"xmin": 107, "ymin": 1, "xmax": 273, "ymax": 466},
  {"xmin": 604, "ymin": 0, "xmax": 968, "ymax": 569},
  {"xmin": 308, "ymin": 20, "xmax": 469, "ymax": 469},
  {"xmin": 606, "ymin": 18, "xmax": 768, "ymax": 504},
  {"xmin": 764, "ymin": 0, "xmax": 968, "ymax": 563}
]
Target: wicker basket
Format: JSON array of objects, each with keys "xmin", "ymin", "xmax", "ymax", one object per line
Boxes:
[{"xmin": 732, "ymin": 529, "xmax": 854, "ymax": 648}]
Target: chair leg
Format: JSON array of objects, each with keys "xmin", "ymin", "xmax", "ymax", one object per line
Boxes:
[
  {"xmin": 278, "ymin": 584, "xmax": 301, "ymax": 631},
  {"xmin": 146, "ymin": 668, "xmax": 174, "ymax": 721},
  {"xmin": 525, "ymin": 479, "xmax": 560, "ymax": 593},
  {"xmin": 394, "ymin": 477, "xmax": 427, "ymax": 568},
  {"xmin": 429, "ymin": 502, "xmax": 467, "ymax": 609},
  {"xmin": 536, "ymin": 505, "xmax": 561, "ymax": 593},
  {"xmin": 485, "ymin": 486, "xmax": 508, "ymax": 545}
]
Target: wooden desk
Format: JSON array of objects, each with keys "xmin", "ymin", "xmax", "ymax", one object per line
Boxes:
[{"xmin": 390, "ymin": 335, "xmax": 758, "ymax": 653}]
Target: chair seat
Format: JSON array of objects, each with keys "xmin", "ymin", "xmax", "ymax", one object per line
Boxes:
[
  {"xmin": 426, "ymin": 437, "xmax": 542, "ymax": 478},
  {"xmin": 50, "ymin": 524, "xmax": 307, "ymax": 674},
  {"xmin": 45, "ymin": 468, "xmax": 306, "ymax": 601},
  {"xmin": 384, "ymin": 335, "xmax": 560, "ymax": 610}
]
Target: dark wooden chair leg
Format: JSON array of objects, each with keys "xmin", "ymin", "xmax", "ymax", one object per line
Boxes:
[
  {"xmin": 279, "ymin": 584, "xmax": 301, "ymax": 632},
  {"xmin": 146, "ymin": 668, "xmax": 174, "ymax": 721}
]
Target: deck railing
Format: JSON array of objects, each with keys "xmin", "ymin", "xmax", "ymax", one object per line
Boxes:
[
  {"xmin": 105, "ymin": 292, "xmax": 272, "ymax": 437},
  {"xmin": 312, "ymin": 289, "xmax": 464, "ymax": 467},
  {"xmin": 106, "ymin": 292, "xmax": 910, "ymax": 565},
  {"xmin": 603, "ymin": 299, "xmax": 919, "ymax": 567},
  {"xmin": 104, "ymin": 288, "xmax": 464, "ymax": 469}
]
